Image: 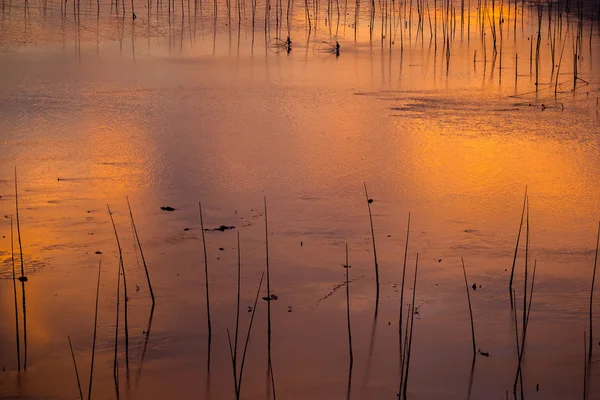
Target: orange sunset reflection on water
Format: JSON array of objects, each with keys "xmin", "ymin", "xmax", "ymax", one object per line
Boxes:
[{"xmin": 1, "ymin": 0, "xmax": 600, "ymax": 398}]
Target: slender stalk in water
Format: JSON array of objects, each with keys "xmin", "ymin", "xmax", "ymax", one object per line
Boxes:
[
  {"xmin": 399, "ymin": 213, "xmax": 411, "ymax": 366},
  {"xmin": 523, "ymin": 196, "xmax": 529, "ymax": 333},
  {"xmin": 345, "ymin": 243, "xmax": 353, "ymax": 367},
  {"xmin": 10, "ymin": 215, "xmax": 21, "ymax": 372},
  {"xmin": 589, "ymin": 221, "xmax": 600, "ymax": 359},
  {"xmin": 461, "ymin": 257, "xmax": 476, "ymax": 361},
  {"xmin": 126, "ymin": 197, "xmax": 155, "ymax": 307},
  {"xmin": 509, "ymin": 187, "xmax": 527, "ymax": 309},
  {"xmin": 237, "ymin": 272, "xmax": 265, "ymax": 397},
  {"xmin": 364, "ymin": 182, "xmax": 380, "ymax": 312},
  {"xmin": 108, "ymin": 206, "xmax": 129, "ymax": 374},
  {"xmin": 68, "ymin": 336, "xmax": 84, "ymax": 400},
  {"xmin": 235, "ymin": 231, "xmax": 241, "ymax": 370},
  {"xmin": 198, "ymin": 202, "xmax": 212, "ymax": 350},
  {"xmin": 402, "ymin": 253, "xmax": 419, "ymax": 398},
  {"xmin": 14, "ymin": 167, "xmax": 27, "ymax": 370},
  {"xmin": 514, "ymin": 260, "xmax": 536, "ymax": 396},
  {"xmin": 264, "ymin": 196, "xmax": 276, "ymax": 399},
  {"xmin": 113, "ymin": 257, "xmax": 122, "ymax": 394},
  {"xmin": 88, "ymin": 260, "xmax": 101, "ymax": 400},
  {"xmin": 584, "ymin": 331, "xmax": 588, "ymax": 399}
]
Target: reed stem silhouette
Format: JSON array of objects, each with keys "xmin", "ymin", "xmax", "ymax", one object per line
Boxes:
[
  {"xmin": 523, "ymin": 196, "xmax": 529, "ymax": 334},
  {"xmin": 88, "ymin": 260, "xmax": 101, "ymax": 400},
  {"xmin": 14, "ymin": 167, "xmax": 27, "ymax": 370},
  {"xmin": 402, "ymin": 253, "xmax": 419, "ymax": 399},
  {"xmin": 399, "ymin": 213, "xmax": 411, "ymax": 366},
  {"xmin": 198, "ymin": 201, "xmax": 212, "ymax": 350},
  {"xmin": 113, "ymin": 257, "xmax": 122, "ymax": 395},
  {"xmin": 461, "ymin": 257, "xmax": 476, "ymax": 361},
  {"xmin": 509, "ymin": 187, "xmax": 527, "ymax": 309},
  {"xmin": 108, "ymin": 206, "xmax": 129, "ymax": 373},
  {"xmin": 345, "ymin": 243, "xmax": 353, "ymax": 367},
  {"xmin": 126, "ymin": 197, "xmax": 155, "ymax": 307},
  {"xmin": 589, "ymin": 221, "xmax": 599, "ymax": 359},
  {"xmin": 364, "ymin": 183, "xmax": 380, "ymax": 312},
  {"xmin": 584, "ymin": 330, "xmax": 588, "ymax": 399},
  {"xmin": 10, "ymin": 215, "xmax": 20, "ymax": 372},
  {"xmin": 68, "ymin": 336, "xmax": 84, "ymax": 400},
  {"xmin": 237, "ymin": 272, "xmax": 265, "ymax": 397},
  {"xmin": 264, "ymin": 196, "xmax": 276, "ymax": 399}
]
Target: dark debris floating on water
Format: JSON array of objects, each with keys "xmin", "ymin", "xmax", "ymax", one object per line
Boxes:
[
  {"xmin": 204, "ymin": 225, "xmax": 236, "ymax": 232},
  {"xmin": 160, "ymin": 206, "xmax": 176, "ymax": 211}
]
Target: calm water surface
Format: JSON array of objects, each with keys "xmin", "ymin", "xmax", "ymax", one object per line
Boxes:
[{"xmin": 1, "ymin": 0, "xmax": 600, "ymax": 398}]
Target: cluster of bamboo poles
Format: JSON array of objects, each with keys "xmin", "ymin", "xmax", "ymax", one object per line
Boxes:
[
  {"xmin": 8, "ymin": 0, "xmax": 600, "ymax": 103},
  {"xmin": 11, "ymin": 0, "xmax": 600, "ymax": 107}
]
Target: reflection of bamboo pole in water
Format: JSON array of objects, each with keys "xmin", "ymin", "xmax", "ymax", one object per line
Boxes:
[
  {"xmin": 213, "ymin": 0, "xmax": 217, "ymax": 53},
  {"xmin": 361, "ymin": 311, "xmax": 378, "ymax": 398},
  {"xmin": 466, "ymin": 357, "xmax": 475, "ymax": 400},
  {"xmin": 135, "ymin": 304, "xmax": 155, "ymax": 386}
]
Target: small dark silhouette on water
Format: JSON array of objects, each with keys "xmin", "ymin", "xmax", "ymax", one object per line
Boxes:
[
  {"xmin": 204, "ymin": 225, "xmax": 235, "ymax": 232},
  {"xmin": 478, "ymin": 349, "xmax": 490, "ymax": 357},
  {"xmin": 335, "ymin": 41, "xmax": 340, "ymax": 57},
  {"xmin": 472, "ymin": 283, "xmax": 477, "ymax": 291},
  {"xmin": 160, "ymin": 206, "xmax": 175, "ymax": 211}
]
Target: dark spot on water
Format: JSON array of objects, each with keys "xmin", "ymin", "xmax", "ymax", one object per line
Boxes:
[
  {"xmin": 95, "ymin": 251, "xmax": 102, "ymax": 254},
  {"xmin": 219, "ymin": 247, "xmax": 224, "ymax": 251},
  {"xmin": 184, "ymin": 228, "xmax": 190, "ymax": 231},
  {"xmin": 18, "ymin": 276, "xmax": 28, "ymax": 282},
  {"xmin": 160, "ymin": 206, "xmax": 175, "ymax": 211},
  {"xmin": 478, "ymin": 349, "xmax": 490, "ymax": 357},
  {"xmin": 204, "ymin": 225, "xmax": 236, "ymax": 232},
  {"xmin": 472, "ymin": 283, "xmax": 477, "ymax": 291},
  {"xmin": 368, "ymin": 199, "xmax": 374, "ymax": 203}
]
